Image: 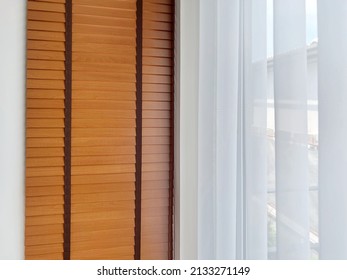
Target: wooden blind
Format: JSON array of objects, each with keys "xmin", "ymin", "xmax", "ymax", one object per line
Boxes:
[
  {"xmin": 25, "ymin": 0, "xmax": 66, "ymax": 260},
  {"xmin": 141, "ymin": 0, "xmax": 174, "ymax": 260},
  {"xmin": 25, "ymin": 0, "xmax": 174, "ymax": 260},
  {"xmin": 70, "ymin": 0, "xmax": 137, "ymax": 260}
]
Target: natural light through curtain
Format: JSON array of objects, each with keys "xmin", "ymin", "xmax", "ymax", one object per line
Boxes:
[{"xmin": 195, "ymin": 0, "xmax": 347, "ymax": 260}]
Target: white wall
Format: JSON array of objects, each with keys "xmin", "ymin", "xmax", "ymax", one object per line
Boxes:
[{"xmin": 0, "ymin": 0, "xmax": 26, "ymax": 259}]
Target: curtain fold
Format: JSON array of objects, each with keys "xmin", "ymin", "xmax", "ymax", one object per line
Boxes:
[
  {"xmin": 318, "ymin": 0, "xmax": 347, "ymax": 260},
  {"xmin": 243, "ymin": 0, "xmax": 268, "ymax": 260},
  {"xmin": 197, "ymin": 0, "xmax": 241, "ymax": 260},
  {"xmin": 273, "ymin": 0, "xmax": 310, "ymax": 259}
]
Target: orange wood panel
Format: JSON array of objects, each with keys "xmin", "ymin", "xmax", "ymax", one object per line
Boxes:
[
  {"xmin": 25, "ymin": 0, "xmax": 66, "ymax": 260},
  {"xmin": 141, "ymin": 0, "xmax": 174, "ymax": 260},
  {"xmin": 70, "ymin": 0, "xmax": 137, "ymax": 260}
]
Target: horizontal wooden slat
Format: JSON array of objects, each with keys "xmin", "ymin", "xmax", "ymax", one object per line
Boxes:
[
  {"xmin": 143, "ymin": 119, "xmax": 170, "ymax": 128},
  {"xmin": 143, "ymin": 11, "xmax": 173, "ymax": 22},
  {"xmin": 73, "ymin": 14, "xmax": 135, "ymax": 28},
  {"xmin": 26, "ymin": 195, "xmax": 64, "ymax": 206},
  {"xmin": 143, "ymin": 66, "xmax": 171, "ymax": 75},
  {"xmin": 73, "ymin": 62, "xmax": 135, "ymax": 73},
  {"xmin": 72, "ymin": 128, "xmax": 135, "ymax": 137},
  {"xmin": 26, "ymin": 224, "xmax": 64, "ymax": 236},
  {"xmin": 27, "ymin": 20, "xmax": 65, "ymax": 32},
  {"xmin": 71, "ymin": 246, "xmax": 133, "ymax": 260},
  {"xmin": 26, "ymin": 176, "xmax": 64, "ymax": 187},
  {"xmin": 141, "ymin": 233, "xmax": 168, "ymax": 245},
  {"xmin": 27, "ymin": 89, "xmax": 64, "ymax": 99},
  {"xmin": 26, "ymin": 234, "xmax": 63, "ymax": 246},
  {"xmin": 141, "ymin": 198, "xmax": 170, "ymax": 209},
  {"xmin": 26, "ymin": 145, "xmax": 64, "ymax": 156},
  {"xmin": 73, "ymin": 52, "xmax": 135, "ymax": 65},
  {"xmin": 73, "ymin": 109, "xmax": 134, "ymax": 119},
  {"xmin": 73, "ymin": 33, "xmax": 135, "ymax": 45},
  {"xmin": 72, "ymin": 237, "xmax": 134, "ymax": 251},
  {"xmin": 74, "ymin": 0, "xmax": 136, "ymax": 9},
  {"xmin": 27, "ymin": 108, "xmax": 65, "ymax": 118},
  {"xmin": 72, "ymin": 146, "xmax": 134, "ymax": 157},
  {"xmin": 72, "ymin": 42, "xmax": 135, "ymax": 55},
  {"xmin": 73, "ymin": 5, "xmax": 135, "ymax": 19},
  {"xmin": 142, "ymin": 128, "xmax": 170, "ymax": 137},
  {"xmin": 143, "ymin": 101, "xmax": 170, "ymax": 110},
  {"xmin": 26, "ymin": 157, "xmax": 64, "ymax": 167},
  {"xmin": 26, "ymin": 214, "xmax": 63, "ymax": 226},
  {"xmin": 72, "ymin": 155, "xmax": 135, "ymax": 165},
  {"xmin": 27, "ymin": 128, "xmax": 64, "ymax": 138},
  {"xmin": 72, "ymin": 71, "xmax": 135, "ymax": 82},
  {"xmin": 72, "ymin": 201, "xmax": 134, "ymax": 213},
  {"xmin": 71, "ymin": 218, "xmax": 134, "ymax": 233},
  {"xmin": 27, "ymin": 79, "xmax": 65, "ymax": 90},
  {"xmin": 142, "ymin": 180, "xmax": 170, "ymax": 190},
  {"xmin": 143, "ymin": 92, "xmax": 171, "ymax": 101},
  {"xmin": 72, "ymin": 210, "xmax": 134, "ymax": 222},
  {"xmin": 26, "ymin": 138, "xmax": 64, "ymax": 148},
  {"xmin": 72, "ymin": 164, "xmax": 134, "ymax": 175},
  {"xmin": 142, "ymin": 162, "xmax": 170, "ymax": 172},
  {"xmin": 31, "ymin": 0, "xmax": 65, "ymax": 3},
  {"xmin": 28, "ymin": 1, "xmax": 65, "ymax": 13},
  {"xmin": 72, "ymin": 100, "xmax": 135, "ymax": 110},
  {"xmin": 26, "ymin": 204, "xmax": 64, "ymax": 216},
  {"xmin": 144, "ymin": 2, "xmax": 173, "ymax": 13},
  {"xmin": 27, "ymin": 40, "xmax": 65, "ymax": 52},
  {"xmin": 27, "ymin": 99, "xmax": 65, "ymax": 109},
  {"xmin": 72, "ymin": 136, "xmax": 135, "ymax": 146},
  {"xmin": 27, "ymin": 69, "xmax": 65, "ymax": 80},
  {"xmin": 72, "ymin": 119, "xmax": 135, "ymax": 128},
  {"xmin": 26, "ymin": 186, "xmax": 64, "ymax": 197},
  {"xmin": 143, "ymin": 30, "xmax": 172, "ymax": 40},
  {"xmin": 27, "ymin": 30, "xmax": 65, "ymax": 42},
  {"xmin": 143, "ymin": 20, "xmax": 173, "ymax": 31},
  {"xmin": 142, "ymin": 171, "xmax": 169, "ymax": 181},
  {"xmin": 72, "ymin": 173, "xmax": 135, "ymax": 185},
  {"xmin": 26, "ymin": 244, "xmax": 63, "ymax": 256},
  {"xmin": 142, "ymin": 136, "xmax": 170, "ymax": 145},
  {"xmin": 143, "ymin": 57, "xmax": 172, "ymax": 67},
  {"xmin": 142, "ymin": 110, "xmax": 170, "ymax": 119},
  {"xmin": 142, "ymin": 188, "xmax": 169, "ymax": 199},
  {"xmin": 73, "ymin": 24, "xmax": 135, "ymax": 37},
  {"xmin": 27, "ymin": 50, "xmax": 65, "ymax": 61},
  {"xmin": 72, "ymin": 191, "xmax": 134, "ymax": 203},
  {"xmin": 27, "ymin": 10, "xmax": 65, "ymax": 22},
  {"xmin": 72, "ymin": 182, "xmax": 134, "ymax": 194},
  {"xmin": 142, "ymin": 153, "xmax": 170, "ymax": 163},
  {"xmin": 27, "ymin": 59, "xmax": 65, "ymax": 71},
  {"xmin": 27, "ymin": 166, "xmax": 64, "ymax": 177},
  {"xmin": 26, "ymin": 118, "xmax": 64, "ymax": 128},
  {"xmin": 143, "ymin": 38, "xmax": 172, "ymax": 49}
]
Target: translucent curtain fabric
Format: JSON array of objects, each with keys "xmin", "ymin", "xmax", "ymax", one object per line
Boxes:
[
  {"xmin": 273, "ymin": 0, "xmax": 310, "ymax": 259},
  {"xmin": 318, "ymin": 0, "xmax": 347, "ymax": 259},
  {"xmin": 243, "ymin": 0, "xmax": 268, "ymax": 259},
  {"xmin": 194, "ymin": 0, "xmax": 347, "ymax": 260},
  {"xmin": 197, "ymin": 0, "xmax": 241, "ymax": 259}
]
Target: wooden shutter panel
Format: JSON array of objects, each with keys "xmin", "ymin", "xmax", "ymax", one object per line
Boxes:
[
  {"xmin": 141, "ymin": 0, "xmax": 174, "ymax": 260},
  {"xmin": 25, "ymin": 0, "xmax": 174, "ymax": 260},
  {"xmin": 25, "ymin": 0, "xmax": 66, "ymax": 260},
  {"xmin": 70, "ymin": 0, "xmax": 137, "ymax": 260}
]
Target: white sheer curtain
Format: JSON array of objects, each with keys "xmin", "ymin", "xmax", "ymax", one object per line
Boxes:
[
  {"xmin": 179, "ymin": 0, "xmax": 347, "ymax": 260},
  {"xmin": 318, "ymin": 0, "xmax": 347, "ymax": 259}
]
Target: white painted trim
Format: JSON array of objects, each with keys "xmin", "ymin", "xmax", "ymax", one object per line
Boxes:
[{"xmin": 175, "ymin": 0, "xmax": 200, "ymax": 260}]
